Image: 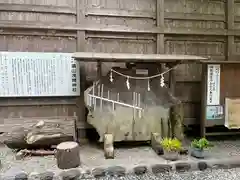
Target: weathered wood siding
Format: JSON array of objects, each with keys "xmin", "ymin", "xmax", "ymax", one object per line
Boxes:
[{"xmin": 0, "ymin": 0, "xmax": 236, "ymax": 135}]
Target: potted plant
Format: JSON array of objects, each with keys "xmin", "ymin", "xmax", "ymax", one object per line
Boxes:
[
  {"xmin": 190, "ymin": 138, "xmax": 213, "ymax": 158},
  {"xmin": 160, "ymin": 138, "xmax": 182, "ymax": 161}
]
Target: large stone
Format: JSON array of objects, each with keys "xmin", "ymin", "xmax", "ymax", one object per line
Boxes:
[{"xmin": 85, "ymin": 69, "xmax": 180, "ymax": 143}]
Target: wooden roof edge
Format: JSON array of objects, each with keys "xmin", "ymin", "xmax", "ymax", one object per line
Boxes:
[
  {"xmin": 72, "ymin": 52, "xmax": 209, "ymax": 62},
  {"xmin": 200, "ymin": 60, "xmax": 240, "ymax": 64}
]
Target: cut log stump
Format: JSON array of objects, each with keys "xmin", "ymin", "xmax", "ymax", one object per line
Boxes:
[
  {"xmin": 56, "ymin": 141, "xmax": 80, "ymax": 169},
  {"xmin": 104, "ymin": 134, "xmax": 114, "ymax": 159}
]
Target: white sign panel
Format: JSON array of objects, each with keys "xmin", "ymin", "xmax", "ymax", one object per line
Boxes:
[
  {"xmin": 0, "ymin": 52, "xmax": 80, "ymax": 97},
  {"xmin": 207, "ymin": 64, "xmax": 220, "ymax": 105}
]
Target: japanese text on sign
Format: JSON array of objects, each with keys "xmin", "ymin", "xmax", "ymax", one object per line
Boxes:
[
  {"xmin": 207, "ymin": 64, "xmax": 220, "ymax": 105},
  {"xmin": 0, "ymin": 52, "xmax": 80, "ymax": 97}
]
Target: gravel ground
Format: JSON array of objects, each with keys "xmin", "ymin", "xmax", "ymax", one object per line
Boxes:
[
  {"xmin": 92, "ymin": 169, "xmax": 240, "ymax": 180},
  {"xmin": 0, "ymin": 146, "xmax": 60, "ymax": 174},
  {"xmin": 1, "ymin": 140, "xmax": 240, "ymax": 179}
]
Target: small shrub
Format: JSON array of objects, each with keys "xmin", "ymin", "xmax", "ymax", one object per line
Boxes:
[
  {"xmin": 191, "ymin": 138, "xmax": 213, "ymax": 150},
  {"xmin": 160, "ymin": 138, "xmax": 182, "ymax": 152}
]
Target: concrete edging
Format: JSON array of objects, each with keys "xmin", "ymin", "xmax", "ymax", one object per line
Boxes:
[{"xmin": 2, "ymin": 157, "xmax": 240, "ymax": 179}]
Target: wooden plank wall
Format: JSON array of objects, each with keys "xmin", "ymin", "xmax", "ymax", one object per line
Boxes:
[{"xmin": 0, "ymin": 0, "xmax": 237, "ymax": 136}]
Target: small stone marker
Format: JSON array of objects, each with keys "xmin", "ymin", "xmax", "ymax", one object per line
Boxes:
[
  {"xmin": 151, "ymin": 132, "xmax": 163, "ymax": 155},
  {"xmin": 104, "ymin": 134, "xmax": 114, "ymax": 159},
  {"xmin": 56, "ymin": 141, "xmax": 80, "ymax": 169}
]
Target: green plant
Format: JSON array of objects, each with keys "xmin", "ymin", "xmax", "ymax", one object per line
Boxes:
[
  {"xmin": 191, "ymin": 138, "xmax": 213, "ymax": 150},
  {"xmin": 160, "ymin": 138, "xmax": 182, "ymax": 152}
]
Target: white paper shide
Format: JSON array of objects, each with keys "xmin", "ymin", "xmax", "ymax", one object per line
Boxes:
[{"xmin": 207, "ymin": 64, "xmax": 220, "ymax": 105}]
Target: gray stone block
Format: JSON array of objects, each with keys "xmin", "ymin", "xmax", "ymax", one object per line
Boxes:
[
  {"xmin": 59, "ymin": 169, "xmax": 81, "ymax": 180},
  {"xmin": 105, "ymin": 166, "xmax": 126, "ymax": 177},
  {"xmin": 175, "ymin": 162, "xmax": 191, "ymax": 172},
  {"xmin": 133, "ymin": 166, "xmax": 147, "ymax": 175},
  {"xmin": 211, "ymin": 164, "xmax": 229, "ymax": 169},
  {"xmin": 229, "ymin": 163, "xmax": 240, "ymax": 169},
  {"xmin": 29, "ymin": 172, "xmax": 54, "ymax": 180},
  {"xmin": 198, "ymin": 162, "xmax": 208, "ymax": 171},
  {"xmin": 15, "ymin": 173, "xmax": 28, "ymax": 180},
  {"xmin": 92, "ymin": 168, "xmax": 106, "ymax": 178},
  {"xmin": 39, "ymin": 172, "xmax": 54, "ymax": 180},
  {"xmin": 151, "ymin": 164, "xmax": 172, "ymax": 174},
  {"xmin": 79, "ymin": 170, "xmax": 93, "ymax": 179}
]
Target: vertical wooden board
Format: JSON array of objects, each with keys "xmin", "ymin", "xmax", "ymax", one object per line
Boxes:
[
  {"xmin": 86, "ymin": 16, "xmax": 156, "ymax": 29},
  {"xmin": 234, "ymin": 2, "xmax": 240, "ymax": 18},
  {"xmin": 84, "ymin": 33, "xmax": 156, "ymax": 82},
  {"xmin": 0, "ymin": 29, "xmax": 77, "ymax": 37},
  {"xmin": 165, "ymin": 0, "xmax": 225, "ymax": 15},
  {"xmin": 234, "ymin": 37, "xmax": 240, "ymax": 54},
  {"xmin": 164, "ymin": 36, "xmax": 225, "ymax": 82},
  {"xmin": 85, "ymin": 0, "xmax": 156, "ymax": 11},
  {"xmin": 227, "ymin": 0, "xmax": 234, "ymax": 29},
  {"xmin": 165, "ymin": 19, "xmax": 225, "ymax": 29},
  {"xmin": 156, "ymin": 0, "xmax": 164, "ymax": 54},
  {"xmin": 0, "ymin": 12, "xmax": 76, "ymax": 24},
  {"xmin": 165, "ymin": 36, "xmax": 225, "ymax": 57},
  {"xmin": 220, "ymin": 64, "xmax": 240, "ymax": 99},
  {"xmin": 162, "ymin": 63, "xmax": 202, "ymax": 83},
  {"xmin": 0, "ymin": 105, "xmax": 77, "ymax": 119},
  {"xmin": 175, "ymin": 82, "xmax": 201, "ymax": 103},
  {"xmin": 200, "ymin": 63, "xmax": 207, "ymax": 136},
  {"xmin": 0, "ymin": 35, "xmax": 76, "ymax": 52},
  {"xmin": 86, "ymin": 35, "xmax": 156, "ymax": 54},
  {"xmin": 227, "ymin": 0, "xmax": 235, "ymax": 59},
  {"xmin": 76, "ymin": 0, "xmax": 87, "ymax": 134},
  {"xmin": 1, "ymin": 0, "xmax": 76, "ymax": 7},
  {"xmin": 0, "ymin": 97, "xmax": 77, "ymax": 107},
  {"xmin": 175, "ymin": 64, "xmax": 202, "ymax": 82},
  {"xmin": 183, "ymin": 103, "xmax": 201, "ymax": 119}
]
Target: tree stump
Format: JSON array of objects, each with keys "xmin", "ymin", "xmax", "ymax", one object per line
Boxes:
[
  {"xmin": 55, "ymin": 141, "xmax": 80, "ymax": 169},
  {"xmin": 104, "ymin": 134, "xmax": 114, "ymax": 159}
]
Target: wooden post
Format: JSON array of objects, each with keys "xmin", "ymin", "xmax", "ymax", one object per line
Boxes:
[
  {"xmin": 168, "ymin": 63, "xmax": 175, "ymax": 138},
  {"xmin": 97, "ymin": 61, "xmax": 102, "ymax": 81},
  {"xmin": 226, "ymin": 0, "xmax": 235, "ymax": 60},
  {"xmin": 76, "ymin": 0, "xmax": 87, "ymax": 142},
  {"xmin": 156, "ymin": 0, "xmax": 165, "ymax": 54},
  {"xmin": 156, "ymin": 0, "xmax": 165, "ymax": 72},
  {"xmin": 56, "ymin": 141, "xmax": 80, "ymax": 169},
  {"xmin": 168, "ymin": 64, "xmax": 176, "ymax": 95},
  {"xmin": 200, "ymin": 63, "xmax": 208, "ymax": 137}
]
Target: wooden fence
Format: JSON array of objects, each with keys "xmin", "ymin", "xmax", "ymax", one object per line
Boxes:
[{"xmin": 0, "ymin": 0, "xmax": 237, "ymax": 138}]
